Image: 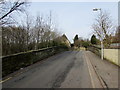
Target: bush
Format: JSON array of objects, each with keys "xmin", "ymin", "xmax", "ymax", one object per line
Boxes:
[{"xmin": 82, "ymin": 42, "xmax": 90, "ymax": 48}]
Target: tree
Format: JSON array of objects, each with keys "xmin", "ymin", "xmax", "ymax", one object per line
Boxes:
[
  {"xmin": 0, "ymin": 0, "xmax": 27, "ymax": 26},
  {"xmin": 82, "ymin": 42, "xmax": 89, "ymax": 48},
  {"xmin": 2, "ymin": 26, "xmax": 30, "ymax": 55},
  {"xmin": 73, "ymin": 34, "xmax": 78, "ymax": 42},
  {"xmin": 91, "ymin": 34, "xmax": 97, "ymax": 44},
  {"xmin": 20, "ymin": 12, "xmax": 34, "ymax": 50},
  {"xmin": 73, "ymin": 34, "xmax": 79, "ymax": 47},
  {"xmin": 2, "ymin": 9, "xmax": 62, "ymax": 56},
  {"xmin": 92, "ymin": 10, "xmax": 114, "ymax": 48}
]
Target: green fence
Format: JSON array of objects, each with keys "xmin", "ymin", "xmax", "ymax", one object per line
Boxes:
[{"xmin": 2, "ymin": 46, "xmax": 68, "ymax": 77}]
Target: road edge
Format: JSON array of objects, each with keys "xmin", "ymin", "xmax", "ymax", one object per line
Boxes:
[{"xmin": 83, "ymin": 51, "xmax": 108, "ymax": 89}]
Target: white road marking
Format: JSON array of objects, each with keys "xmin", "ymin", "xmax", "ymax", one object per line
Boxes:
[
  {"xmin": 83, "ymin": 52, "xmax": 95, "ymax": 88},
  {"xmin": 0, "ymin": 77, "xmax": 12, "ymax": 83}
]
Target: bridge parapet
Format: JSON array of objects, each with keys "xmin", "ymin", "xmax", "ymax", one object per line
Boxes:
[{"xmin": 2, "ymin": 46, "xmax": 68, "ymax": 77}]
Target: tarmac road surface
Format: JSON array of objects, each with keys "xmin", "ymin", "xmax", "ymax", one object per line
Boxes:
[{"xmin": 3, "ymin": 51, "xmax": 103, "ymax": 88}]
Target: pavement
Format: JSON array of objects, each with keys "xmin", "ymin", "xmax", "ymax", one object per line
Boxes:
[
  {"xmin": 85, "ymin": 51, "xmax": 119, "ymax": 88},
  {"xmin": 2, "ymin": 50, "xmax": 119, "ymax": 88}
]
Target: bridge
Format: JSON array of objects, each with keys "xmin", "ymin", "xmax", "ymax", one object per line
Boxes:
[{"xmin": 1, "ymin": 46, "xmax": 119, "ymax": 88}]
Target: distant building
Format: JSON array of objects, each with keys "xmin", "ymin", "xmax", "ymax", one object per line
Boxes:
[
  {"xmin": 60, "ymin": 34, "xmax": 71, "ymax": 47},
  {"xmin": 53, "ymin": 34, "xmax": 71, "ymax": 48}
]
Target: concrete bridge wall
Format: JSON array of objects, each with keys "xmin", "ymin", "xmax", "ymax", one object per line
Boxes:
[{"xmin": 103, "ymin": 49, "xmax": 120, "ymax": 66}]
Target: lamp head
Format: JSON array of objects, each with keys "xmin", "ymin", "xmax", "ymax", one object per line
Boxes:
[{"xmin": 93, "ymin": 8, "xmax": 101, "ymax": 11}]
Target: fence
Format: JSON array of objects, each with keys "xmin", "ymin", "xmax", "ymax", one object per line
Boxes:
[{"xmin": 2, "ymin": 46, "xmax": 68, "ymax": 77}]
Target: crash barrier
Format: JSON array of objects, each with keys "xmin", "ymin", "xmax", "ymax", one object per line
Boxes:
[{"xmin": 2, "ymin": 46, "xmax": 68, "ymax": 77}]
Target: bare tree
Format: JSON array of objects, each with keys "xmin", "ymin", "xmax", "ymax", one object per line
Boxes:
[
  {"xmin": 0, "ymin": 0, "xmax": 27, "ymax": 26},
  {"xmin": 33, "ymin": 14, "xmax": 44, "ymax": 49},
  {"xmin": 21, "ymin": 12, "xmax": 33, "ymax": 50},
  {"xmin": 92, "ymin": 10, "xmax": 114, "ymax": 47},
  {"xmin": 2, "ymin": 9, "xmax": 62, "ymax": 56}
]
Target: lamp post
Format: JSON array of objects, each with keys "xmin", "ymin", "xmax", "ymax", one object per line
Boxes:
[{"xmin": 93, "ymin": 8, "xmax": 104, "ymax": 60}]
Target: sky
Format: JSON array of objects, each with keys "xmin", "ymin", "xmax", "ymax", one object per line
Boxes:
[{"xmin": 26, "ymin": 2, "xmax": 118, "ymax": 43}]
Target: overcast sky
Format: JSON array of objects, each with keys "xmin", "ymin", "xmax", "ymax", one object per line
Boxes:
[{"xmin": 26, "ymin": 2, "xmax": 118, "ymax": 43}]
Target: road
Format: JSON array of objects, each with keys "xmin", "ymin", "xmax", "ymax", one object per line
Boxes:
[{"xmin": 3, "ymin": 51, "xmax": 103, "ymax": 88}]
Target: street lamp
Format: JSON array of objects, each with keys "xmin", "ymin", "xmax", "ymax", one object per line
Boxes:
[
  {"xmin": 93, "ymin": 8, "xmax": 104, "ymax": 60},
  {"xmin": 93, "ymin": 8, "xmax": 101, "ymax": 11}
]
